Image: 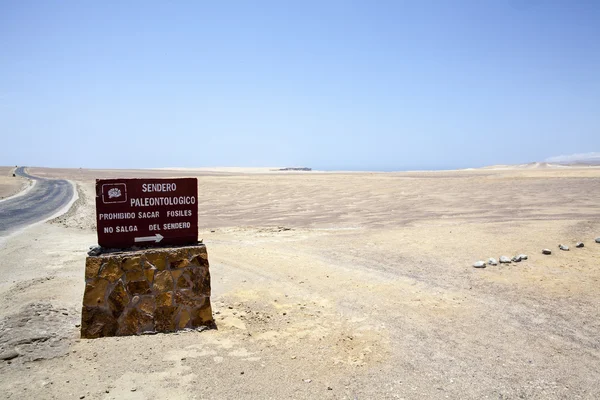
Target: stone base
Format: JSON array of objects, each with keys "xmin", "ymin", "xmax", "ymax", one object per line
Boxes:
[{"xmin": 81, "ymin": 245, "xmax": 214, "ymax": 339}]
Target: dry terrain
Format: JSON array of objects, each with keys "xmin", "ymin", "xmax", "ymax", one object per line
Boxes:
[
  {"xmin": 0, "ymin": 167, "xmax": 28, "ymax": 200},
  {"xmin": 1, "ymin": 166, "xmax": 600, "ymax": 399}
]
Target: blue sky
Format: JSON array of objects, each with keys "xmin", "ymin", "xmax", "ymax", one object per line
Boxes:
[{"xmin": 1, "ymin": 1, "xmax": 599, "ymax": 170}]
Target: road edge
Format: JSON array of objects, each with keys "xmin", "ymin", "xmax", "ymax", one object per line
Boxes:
[
  {"xmin": 0, "ymin": 180, "xmax": 79, "ymax": 247},
  {"xmin": 0, "ymin": 177, "xmax": 37, "ymax": 204},
  {"xmin": 45, "ymin": 179, "xmax": 80, "ymax": 223}
]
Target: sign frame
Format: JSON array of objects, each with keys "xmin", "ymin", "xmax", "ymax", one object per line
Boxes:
[{"xmin": 95, "ymin": 177, "xmax": 199, "ymax": 248}]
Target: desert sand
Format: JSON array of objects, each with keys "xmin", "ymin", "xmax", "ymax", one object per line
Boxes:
[
  {"xmin": 1, "ymin": 166, "xmax": 600, "ymax": 399},
  {"xmin": 0, "ymin": 167, "xmax": 28, "ymax": 200}
]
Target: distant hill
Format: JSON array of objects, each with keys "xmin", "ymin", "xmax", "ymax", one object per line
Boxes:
[
  {"xmin": 277, "ymin": 167, "xmax": 312, "ymax": 171},
  {"xmin": 545, "ymin": 152, "xmax": 600, "ymax": 166}
]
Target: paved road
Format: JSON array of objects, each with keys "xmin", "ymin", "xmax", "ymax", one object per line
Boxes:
[{"xmin": 0, "ymin": 167, "xmax": 74, "ymax": 236}]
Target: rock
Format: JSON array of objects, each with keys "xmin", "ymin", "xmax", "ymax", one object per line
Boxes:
[
  {"xmin": 83, "ymin": 278, "xmax": 110, "ymax": 307},
  {"xmin": 576, "ymin": 242, "xmax": 584, "ymax": 248},
  {"xmin": 174, "ymin": 290, "xmax": 197, "ymax": 307},
  {"xmin": 473, "ymin": 261, "xmax": 486, "ymax": 268},
  {"xmin": 126, "ymin": 280, "xmax": 151, "ymax": 296},
  {"xmin": 122, "ymin": 256, "xmax": 142, "ymax": 272},
  {"xmin": 190, "ymin": 266, "xmax": 211, "ymax": 297},
  {"xmin": 558, "ymin": 244, "xmax": 569, "ymax": 251},
  {"xmin": 192, "ymin": 252, "xmax": 210, "ymax": 268},
  {"xmin": 116, "ymin": 307, "xmax": 153, "ymax": 336},
  {"xmin": 153, "ymin": 270, "xmax": 174, "ymax": 293},
  {"xmin": 178, "ymin": 308, "xmax": 191, "ymax": 329},
  {"xmin": 167, "ymin": 248, "xmax": 193, "ymax": 264},
  {"xmin": 542, "ymin": 249, "xmax": 552, "ymax": 255},
  {"xmin": 171, "ymin": 269, "xmax": 184, "ymax": 281},
  {"xmin": 511, "ymin": 255, "xmax": 522, "ymax": 262},
  {"xmin": 126, "ymin": 269, "xmax": 145, "ymax": 282},
  {"xmin": 488, "ymin": 258, "xmax": 498, "ymax": 266},
  {"xmin": 154, "ymin": 306, "xmax": 177, "ymax": 332},
  {"xmin": 85, "ymin": 257, "xmax": 103, "ymax": 280},
  {"xmin": 98, "ymin": 260, "xmax": 123, "ymax": 283},
  {"xmin": 81, "ymin": 307, "xmax": 118, "ymax": 339},
  {"xmin": 137, "ymin": 296, "xmax": 155, "ymax": 315},
  {"xmin": 144, "ymin": 253, "xmax": 167, "ymax": 271},
  {"xmin": 156, "ymin": 291, "xmax": 173, "ymax": 307},
  {"xmin": 328, "ymin": 387, "xmax": 333, "ymax": 391},
  {"xmin": 190, "ymin": 299, "xmax": 214, "ymax": 327},
  {"xmin": 144, "ymin": 268, "xmax": 155, "ymax": 284},
  {"xmin": 171, "ymin": 259, "xmax": 190, "ymax": 269},
  {"xmin": 595, "ymin": 237, "xmax": 600, "ymax": 243},
  {"xmin": 304, "ymin": 379, "xmax": 312, "ymax": 383},
  {"xmin": 108, "ymin": 281, "xmax": 129, "ymax": 317},
  {"xmin": 499, "ymin": 256, "xmax": 511, "ymax": 264},
  {"xmin": 0, "ymin": 349, "xmax": 19, "ymax": 361},
  {"xmin": 87, "ymin": 246, "xmax": 102, "ymax": 256},
  {"xmin": 176, "ymin": 271, "xmax": 193, "ymax": 289},
  {"xmin": 518, "ymin": 254, "xmax": 528, "ymax": 260}
]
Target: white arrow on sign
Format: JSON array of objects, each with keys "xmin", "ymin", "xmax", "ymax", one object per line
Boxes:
[{"xmin": 134, "ymin": 234, "xmax": 164, "ymax": 243}]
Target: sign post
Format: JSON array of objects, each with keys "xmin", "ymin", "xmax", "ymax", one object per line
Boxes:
[{"xmin": 95, "ymin": 178, "xmax": 198, "ymax": 248}]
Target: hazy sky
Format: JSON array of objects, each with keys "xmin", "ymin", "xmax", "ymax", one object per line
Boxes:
[{"xmin": 1, "ymin": 1, "xmax": 599, "ymax": 170}]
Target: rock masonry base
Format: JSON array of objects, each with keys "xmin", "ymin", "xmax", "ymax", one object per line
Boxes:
[{"xmin": 81, "ymin": 245, "xmax": 214, "ymax": 339}]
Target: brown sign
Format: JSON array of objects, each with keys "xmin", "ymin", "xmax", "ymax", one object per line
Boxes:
[{"xmin": 95, "ymin": 178, "xmax": 198, "ymax": 248}]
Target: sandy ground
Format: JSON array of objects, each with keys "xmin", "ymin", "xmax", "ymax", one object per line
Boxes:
[
  {"xmin": 1, "ymin": 166, "xmax": 600, "ymax": 399},
  {"xmin": 0, "ymin": 167, "xmax": 28, "ymax": 200}
]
